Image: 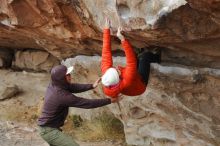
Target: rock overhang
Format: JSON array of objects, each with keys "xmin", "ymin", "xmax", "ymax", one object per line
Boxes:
[{"xmin": 0, "ymin": 0, "xmax": 219, "ymax": 69}]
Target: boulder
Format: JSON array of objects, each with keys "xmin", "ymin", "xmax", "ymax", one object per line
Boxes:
[
  {"xmin": 1, "ymin": 84, "xmax": 20, "ymax": 100},
  {"xmin": 13, "ymin": 50, "xmax": 59, "ymax": 72}
]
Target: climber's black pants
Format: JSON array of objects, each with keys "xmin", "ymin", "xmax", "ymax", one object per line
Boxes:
[{"xmin": 137, "ymin": 52, "xmax": 160, "ymax": 85}]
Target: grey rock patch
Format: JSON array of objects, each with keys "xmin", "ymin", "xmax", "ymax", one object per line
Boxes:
[{"xmin": 1, "ymin": 85, "xmax": 21, "ymax": 101}]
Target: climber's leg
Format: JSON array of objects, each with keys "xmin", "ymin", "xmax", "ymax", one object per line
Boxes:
[{"xmin": 137, "ymin": 51, "xmax": 161, "ymax": 85}]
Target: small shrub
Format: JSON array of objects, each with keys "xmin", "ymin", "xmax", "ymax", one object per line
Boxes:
[
  {"xmin": 71, "ymin": 113, "xmax": 125, "ymax": 142},
  {"xmin": 71, "ymin": 115, "xmax": 83, "ymax": 128}
]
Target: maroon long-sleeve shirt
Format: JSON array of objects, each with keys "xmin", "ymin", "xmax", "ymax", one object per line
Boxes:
[{"xmin": 38, "ymin": 65, "xmax": 111, "ymax": 128}]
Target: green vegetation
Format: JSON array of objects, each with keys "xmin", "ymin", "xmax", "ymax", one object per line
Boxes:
[{"xmin": 67, "ymin": 113, "xmax": 126, "ymax": 142}]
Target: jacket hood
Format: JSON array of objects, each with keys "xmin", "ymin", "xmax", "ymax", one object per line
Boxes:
[{"xmin": 51, "ymin": 65, "xmax": 69, "ymax": 89}]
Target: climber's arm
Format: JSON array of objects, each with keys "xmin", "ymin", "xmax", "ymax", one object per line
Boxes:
[{"xmin": 101, "ymin": 19, "xmax": 113, "ymax": 74}]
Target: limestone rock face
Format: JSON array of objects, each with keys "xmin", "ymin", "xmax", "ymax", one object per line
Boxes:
[
  {"xmin": 63, "ymin": 56, "xmax": 220, "ymax": 146},
  {"xmin": 0, "ymin": 0, "xmax": 101, "ymax": 59},
  {"xmin": 0, "ymin": 0, "xmax": 220, "ymax": 69},
  {"xmin": 12, "ymin": 50, "xmax": 59, "ymax": 72},
  {"xmin": 82, "ymin": 0, "xmax": 187, "ymax": 29}
]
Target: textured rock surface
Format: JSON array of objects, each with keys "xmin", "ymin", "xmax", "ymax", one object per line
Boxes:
[
  {"xmin": 0, "ymin": 121, "xmax": 48, "ymax": 146},
  {"xmin": 0, "ymin": 84, "xmax": 20, "ymax": 101},
  {"xmin": 0, "ymin": 0, "xmax": 220, "ymax": 68},
  {"xmin": 63, "ymin": 56, "xmax": 220, "ymax": 146},
  {"xmin": 0, "ymin": 48, "xmax": 13, "ymax": 68},
  {"xmin": 12, "ymin": 50, "xmax": 59, "ymax": 72}
]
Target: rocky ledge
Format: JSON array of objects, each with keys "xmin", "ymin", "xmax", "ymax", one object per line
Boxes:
[{"xmin": 0, "ymin": 0, "xmax": 220, "ymax": 69}]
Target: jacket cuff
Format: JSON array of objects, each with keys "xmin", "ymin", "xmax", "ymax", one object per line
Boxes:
[
  {"xmin": 106, "ymin": 98, "xmax": 111, "ymax": 104},
  {"xmin": 90, "ymin": 84, "xmax": 94, "ymax": 89}
]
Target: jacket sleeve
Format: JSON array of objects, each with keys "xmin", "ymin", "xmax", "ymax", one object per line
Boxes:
[
  {"xmin": 101, "ymin": 29, "xmax": 113, "ymax": 74},
  {"xmin": 68, "ymin": 83, "xmax": 93, "ymax": 93},
  {"xmin": 121, "ymin": 40, "xmax": 137, "ymax": 89},
  {"xmin": 60, "ymin": 92, "xmax": 111, "ymax": 108}
]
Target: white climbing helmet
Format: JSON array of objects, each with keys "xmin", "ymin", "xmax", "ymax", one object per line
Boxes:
[{"xmin": 101, "ymin": 68, "xmax": 119, "ymax": 86}]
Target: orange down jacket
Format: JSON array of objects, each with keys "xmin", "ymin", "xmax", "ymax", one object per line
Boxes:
[{"xmin": 101, "ymin": 29, "xmax": 146, "ymax": 98}]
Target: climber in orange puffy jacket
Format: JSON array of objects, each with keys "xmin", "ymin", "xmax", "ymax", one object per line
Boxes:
[{"xmin": 101, "ymin": 18, "xmax": 161, "ymax": 98}]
